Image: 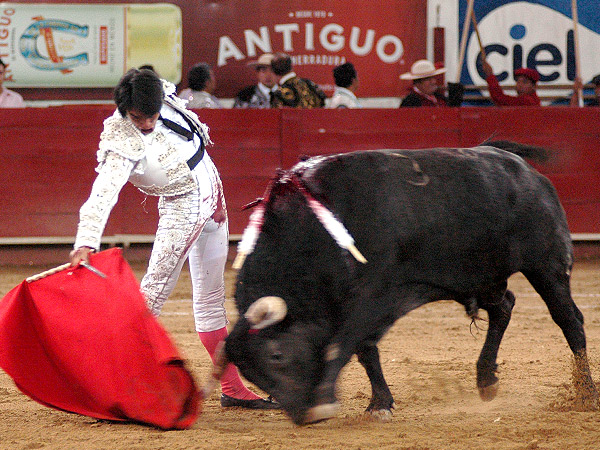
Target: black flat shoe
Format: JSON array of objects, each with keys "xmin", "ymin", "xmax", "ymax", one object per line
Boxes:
[{"xmin": 220, "ymin": 393, "xmax": 280, "ymax": 410}]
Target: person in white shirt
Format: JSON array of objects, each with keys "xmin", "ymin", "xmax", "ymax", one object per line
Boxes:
[
  {"xmin": 0, "ymin": 59, "xmax": 25, "ymax": 108},
  {"xmin": 329, "ymin": 62, "xmax": 361, "ymax": 109},
  {"xmin": 233, "ymin": 53, "xmax": 278, "ymax": 108},
  {"xmin": 178, "ymin": 62, "xmax": 223, "ymax": 109},
  {"xmin": 69, "ymin": 68, "xmax": 278, "ymax": 410}
]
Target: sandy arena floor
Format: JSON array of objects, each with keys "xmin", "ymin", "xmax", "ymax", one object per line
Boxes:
[{"xmin": 2, "ymin": 254, "xmax": 600, "ymax": 450}]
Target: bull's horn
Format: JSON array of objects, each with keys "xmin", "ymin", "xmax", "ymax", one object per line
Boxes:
[
  {"xmin": 202, "ymin": 341, "xmax": 229, "ymax": 399},
  {"xmin": 245, "ymin": 296, "xmax": 288, "ymax": 329}
]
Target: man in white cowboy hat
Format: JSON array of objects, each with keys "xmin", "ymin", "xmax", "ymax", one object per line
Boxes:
[
  {"xmin": 233, "ymin": 53, "xmax": 278, "ymax": 108},
  {"xmin": 399, "ymin": 59, "xmax": 463, "ymax": 107}
]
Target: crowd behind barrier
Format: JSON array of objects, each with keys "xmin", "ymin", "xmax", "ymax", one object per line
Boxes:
[
  {"xmin": 11, "ymin": 83, "xmax": 598, "ymax": 109},
  {"xmin": 1, "ymin": 106, "xmax": 599, "ymax": 253}
]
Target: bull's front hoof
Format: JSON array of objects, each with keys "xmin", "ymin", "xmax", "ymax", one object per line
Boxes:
[
  {"xmin": 303, "ymin": 402, "xmax": 340, "ymax": 424},
  {"xmin": 478, "ymin": 381, "xmax": 499, "ymax": 401},
  {"xmin": 368, "ymin": 408, "xmax": 393, "ymax": 422}
]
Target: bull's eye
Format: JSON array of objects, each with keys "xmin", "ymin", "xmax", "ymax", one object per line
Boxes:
[{"xmin": 266, "ymin": 340, "xmax": 284, "ymax": 364}]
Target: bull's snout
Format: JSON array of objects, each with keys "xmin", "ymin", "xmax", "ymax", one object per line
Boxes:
[{"xmin": 303, "ymin": 402, "xmax": 340, "ymax": 424}]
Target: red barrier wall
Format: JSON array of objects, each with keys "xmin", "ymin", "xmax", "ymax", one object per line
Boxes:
[{"xmin": 1, "ymin": 107, "xmax": 599, "ymax": 243}]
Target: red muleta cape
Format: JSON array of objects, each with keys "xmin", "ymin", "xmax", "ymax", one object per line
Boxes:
[{"xmin": 0, "ymin": 248, "xmax": 200, "ymax": 429}]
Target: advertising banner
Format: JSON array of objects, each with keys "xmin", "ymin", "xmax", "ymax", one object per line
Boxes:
[
  {"xmin": 458, "ymin": 0, "xmax": 600, "ymax": 89},
  {"xmin": 0, "ymin": 3, "xmax": 182, "ymax": 88},
  {"xmin": 192, "ymin": 0, "xmax": 427, "ymax": 98},
  {"xmin": 0, "ymin": 0, "xmax": 426, "ymax": 97},
  {"xmin": 3, "ymin": 1, "xmax": 598, "ymax": 99}
]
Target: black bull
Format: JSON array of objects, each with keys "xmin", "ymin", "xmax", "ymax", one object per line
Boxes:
[{"xmin": 219, "ymin": 144, "xmax": 598, "ymax": 425}]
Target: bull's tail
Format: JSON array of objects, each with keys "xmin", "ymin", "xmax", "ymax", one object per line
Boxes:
[{"xmin": 483, "ymin": 140, "xmax": 549, "ymax": 163}]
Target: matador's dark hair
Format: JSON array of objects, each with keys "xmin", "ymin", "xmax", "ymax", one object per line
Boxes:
[{"xmin": 114, "ymin": 68, "xmax": 163, "ymax": 117}]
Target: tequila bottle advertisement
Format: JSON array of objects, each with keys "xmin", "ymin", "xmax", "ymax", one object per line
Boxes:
[{"xmin": 0, "ymin": 3, "xmax": 182, "ymax": 87}]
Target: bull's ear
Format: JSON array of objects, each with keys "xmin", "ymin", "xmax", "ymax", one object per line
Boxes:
[{"xmin": 245, "ymin": 296, "xmax": 288, "ymax": 329}]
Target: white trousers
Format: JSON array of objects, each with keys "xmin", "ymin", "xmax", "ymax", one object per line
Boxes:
[{"xmin": 141, "ymin": 177, "xmax": 228, "ymax": 332}]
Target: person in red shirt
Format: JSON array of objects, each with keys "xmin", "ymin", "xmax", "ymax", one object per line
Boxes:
[{"xmin": 482, "ymin": 60, "xmax": 541, "ymax": 106}]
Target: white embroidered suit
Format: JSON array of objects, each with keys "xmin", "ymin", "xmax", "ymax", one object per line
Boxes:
[{"xmin": 74, "ymin": 82, "xmax": 228, "ymax": 332}]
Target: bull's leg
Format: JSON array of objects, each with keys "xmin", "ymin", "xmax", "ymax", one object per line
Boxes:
[
  {"xmin": 303, "ymin": 344, "xmax": 354, "ymax": 423},
  {"xmin": 523, "ymin": 269, "xmax": 599, "ymax": 409},
  {"xmin": 304, "ymin": 284, "xmax": 451, "ymax": 424},
  {"xmin": 477, "ymin": 288, "xmax": 515, "ymax": 400},
  {"xmin": 356, "ymin": 341, "xmax": 394, "ymax": 419}
]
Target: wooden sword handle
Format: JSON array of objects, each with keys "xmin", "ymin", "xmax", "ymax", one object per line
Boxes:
[{"xmin": 26, "ymin": 263, "xmax": 71, "ymax": 283}]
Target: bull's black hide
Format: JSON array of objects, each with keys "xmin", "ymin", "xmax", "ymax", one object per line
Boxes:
[{"xmin": 225, "ymin": 143, "xmax": 598, "ymax": 425}]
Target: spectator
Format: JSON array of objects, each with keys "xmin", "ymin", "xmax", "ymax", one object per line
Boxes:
[
  {"xmin": 179, "ymin": 62, "xmax": 223, "ymax": 109},
  {"xmin": 570, "ymin": 75, "xmax": 600, "ymax": 107},
  {"xmin": 329, "ymin": 62, "xmax": 361, "ymax": 108},
  {"xmin": 399, "ymin": 59, "xmax": 463, "ymax": 107},
  {"xmin": 70, "ymin": 68, "xmax": 278, "ymax": 410},
  {"xmin": 482, "ymin": 60, "xmax": 540, "ymax": 106},
  {"xmin": 0, "ymin": 59, "xmax": 25, "ymax": 108},
  {"xmin": 270, "ymin": 52, "xmax": 325, "ymax": 108},
  {"xmin": 233, "ymin": 53, "xmax": 277, "ymax": 109}
]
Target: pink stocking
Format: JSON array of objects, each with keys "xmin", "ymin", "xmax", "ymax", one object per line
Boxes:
[{"xmin": 198, "ymin": 327, "xmax": 261, "ymax": 400}]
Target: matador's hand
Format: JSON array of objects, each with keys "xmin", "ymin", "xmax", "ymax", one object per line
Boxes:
[
  {"xmin": 69, "ymin": 246, "xmax": 95, "ymax": 267},
  {"xmin": 212, "ymin": 201, "xmax": 227, "ymax": 225}
]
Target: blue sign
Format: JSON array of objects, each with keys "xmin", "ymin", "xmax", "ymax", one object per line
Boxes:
[{"xmin": 458, "ymin": 0, "xmax": 600, "ymax": 87}]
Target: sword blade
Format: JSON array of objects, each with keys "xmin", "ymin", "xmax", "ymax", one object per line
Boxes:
[{"xmin": 80, "ymin": 261, "xmax": 107, "ymax": 278}]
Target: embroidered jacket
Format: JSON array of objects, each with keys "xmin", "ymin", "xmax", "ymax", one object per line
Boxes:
[
  {"xmin": 271, "ymin": 72, "xmax": 325, "ymax": 108},
  {"xmin": 74, "ymin": 81, "xmax": 220, "ymax": 250}
]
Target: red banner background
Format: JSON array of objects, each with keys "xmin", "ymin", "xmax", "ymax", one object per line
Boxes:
[{"xmin": 4, "ymin": 0, "xmax": 428, "ymax": 100}]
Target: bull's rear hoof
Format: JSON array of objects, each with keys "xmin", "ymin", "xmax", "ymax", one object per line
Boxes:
[
  {"xmin": 478, "ymin": 381, "xmax": 499, "ymax": 401},
  {"xmin": 303, "ymin": 402, "xmax": 340, "ymax": 424}
]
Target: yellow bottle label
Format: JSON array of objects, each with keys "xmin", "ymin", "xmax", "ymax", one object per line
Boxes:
[
  {"xmin": 125, "ymin": 4, "xmax": 182, "ymax": 84},
  {"xmin": 0, "ymin": 3, "xmax": 181, "ymax": 87}
]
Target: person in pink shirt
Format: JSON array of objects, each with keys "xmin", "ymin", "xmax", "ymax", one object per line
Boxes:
[
  {"xmin": 482, "ymin": 60, "xmax": 540, "ymax": 106},
  {"xmin": 0, "ymin": 59, "xmax": 25, "ymax": 108}
]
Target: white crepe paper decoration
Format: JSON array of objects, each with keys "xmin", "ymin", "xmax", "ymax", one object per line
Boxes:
[
  {"xmin": 232, "ymin": 173, "xmax": 367, "ymax": 270},
  {"xmin": 304, "ymin": 197, "xmax": 367, "ymax": 264},
  {"xmin": 291, "ymin": 177, "xmax": 366, "ymax": 264},
  {"xmin": 232, "ymin": 204, "xmax": 266, "ymax": 270}
]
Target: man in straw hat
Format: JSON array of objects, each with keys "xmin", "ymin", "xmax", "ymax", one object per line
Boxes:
[
  {"xmin": 233, "ymin": 53, "xmax": 278, "ymax": 109},
  {"xmin": 482, "ymin": 60, "xmax": 540, "ymax": 106},
  {"xmin": 399, "ymin": 59, "xmax": 464, "ymax": 107}
]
